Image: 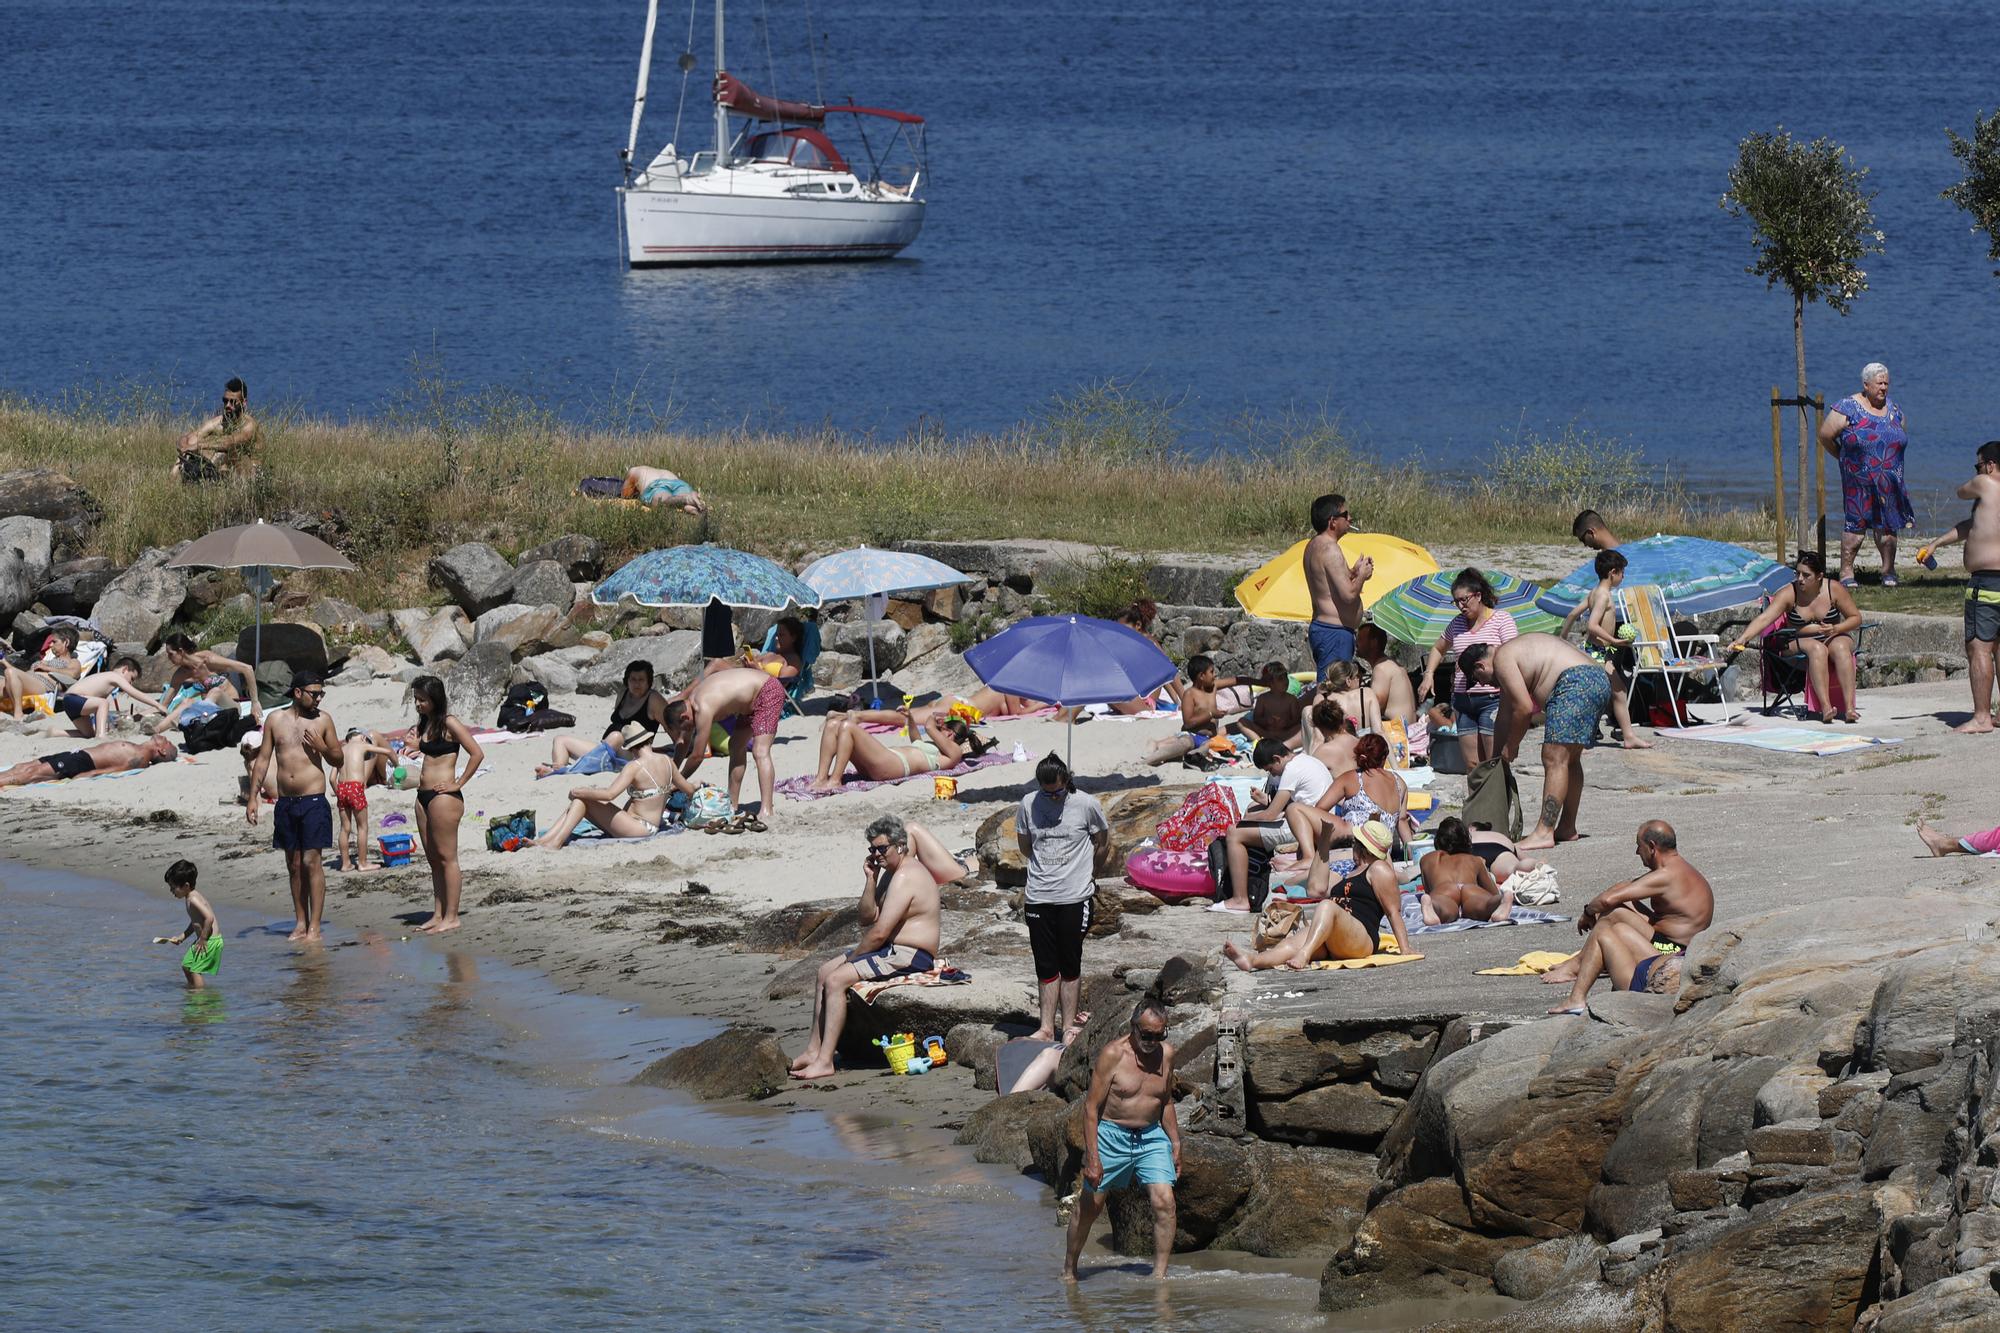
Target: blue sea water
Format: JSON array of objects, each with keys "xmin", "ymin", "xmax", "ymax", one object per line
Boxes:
[{"xmin": 0, "ymin": 0, "xmax": 1993, "ymax": 493}]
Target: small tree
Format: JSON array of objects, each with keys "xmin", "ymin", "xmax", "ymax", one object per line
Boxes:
[
  {"xmin": 1944, "ymin": 110, "xmax": 2000, "ymax": 279},
  {"xmin": 1720, "ymin": 130, "xmax": 1884, "ymax": 546}
]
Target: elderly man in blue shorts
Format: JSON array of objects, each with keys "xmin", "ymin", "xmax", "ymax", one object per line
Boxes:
[
  {"xmin": 1063, "ymin": 999, "xmax": 1182, "ymax": 1281},
  {"xmin": 1460, "ymin": 632, "xmax": 1612, "ymax": 852}
]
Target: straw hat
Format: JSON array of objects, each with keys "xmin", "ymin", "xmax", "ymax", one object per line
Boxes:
[
  {"xmin": 1353, "ymin": 819, "xmax": 1394, "ymax": 860},
  {"xmin": 618, "ymin": 721, "xmax": 658, "ymax": 750}
]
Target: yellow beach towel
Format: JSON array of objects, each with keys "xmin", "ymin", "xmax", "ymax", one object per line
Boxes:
[
  {"xmin": 1310, "ymin": 951, "xmax": 1424, "ymax": 970},
  {"xmin": 1476, "ymin": 950, "xmax": 1578, "ymax": 976}
]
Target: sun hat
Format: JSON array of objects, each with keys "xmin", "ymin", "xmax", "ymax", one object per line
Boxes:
[
  {"xmin": 1354, "ymin": 819, "xmax": 1394, "ymax": 860},
  {"xmin": 618, "ymin": 721, "xmax": 658, "ymax": 749}
]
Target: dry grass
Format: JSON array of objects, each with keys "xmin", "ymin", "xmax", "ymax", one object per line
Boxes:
[{"xmin": 0, "ymin": 391, "xmax": 1767, "ymax": 608}]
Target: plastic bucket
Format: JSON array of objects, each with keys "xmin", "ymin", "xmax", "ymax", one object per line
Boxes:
[
  {"xmin": 378, "ymin": 832, "xmax": 414, "ymax": 867},
  {"xmin": 882, "ymin": 1037, "xmax": 918, "ymax": 1074}
]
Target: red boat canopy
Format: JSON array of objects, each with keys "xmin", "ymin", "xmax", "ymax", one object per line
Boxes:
[{"xmin": 714, "ymin": 72, "xmax": 924, "ymax": 126}]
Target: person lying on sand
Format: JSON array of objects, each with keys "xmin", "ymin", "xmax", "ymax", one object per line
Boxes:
[
  {"xmin": 1916, "ymin": 816, "xmax": 2000, "ymax": 857},
  {"xmin": 534, "ymin": 740, "xmax": 693, "ymax": 848},
  {"xmin": 621, "ymin": 465, "xmax": 706, "ymax": 514},
  {"xmin": 837, "ymin": 685, "xmax": 1047, "ymax": 729},
  {"xmin": 788, "ymin": 816, "xmax": 969, "ymax": 1081},
  {"xmin": 810, "ymin": 709, "xmax": 993, "ymax": 790},
  {"xmin": 0, "ymin": 735, "xmax": 177, "ymax": 787},
  {"xmin": 1417, "ymin": 817, "xmax": 1514, "ymax": 925},
  {"xmin": 1545, "ymin": 821, "xmax": 1712, "ymax": 1014},
  {"xmin": 153, "ymin": 632, "xmax": 263, "ymax": 732},
  {"xmin": 1223, "ymin": 819, "xmax": 1410, "ymax": 969},
  {"xmin": 1467, "ymin": 823, "xmax": 1544, "ymax": 882}
]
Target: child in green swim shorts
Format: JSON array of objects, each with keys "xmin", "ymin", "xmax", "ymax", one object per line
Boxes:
[{"xmin": 153, "ymin": 859, "xmax": 222, "ymax": 989}]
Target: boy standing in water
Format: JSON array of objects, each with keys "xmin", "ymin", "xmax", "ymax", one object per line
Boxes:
[{"xmin": 153, "ymin": 860, "xmax": 221, "ymax": 988}]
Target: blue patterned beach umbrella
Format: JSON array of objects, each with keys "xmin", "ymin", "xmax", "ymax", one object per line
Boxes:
[
  {"xmin": 1535, "ymin": 534, "xmax": 1792, "ymax": 618},
  {"xmin": 590, "ymin": 544, "xmax": 822, "ymax": 610},
  {"xmin": 1368, "ymin": 569, "xmax": 1564, "ymax": 648},
  {"xmin": 965, "ymin": 615, "xmax": 1176, "ymax": 763},
  {"xmin": 797, "ymin": 546, "xmax": 969, "ymax": 602}
]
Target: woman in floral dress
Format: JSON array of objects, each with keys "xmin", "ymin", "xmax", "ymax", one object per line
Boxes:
[{"xmin": 1818, "ymin": 361, "xmax": 1915, "ymax": 587}]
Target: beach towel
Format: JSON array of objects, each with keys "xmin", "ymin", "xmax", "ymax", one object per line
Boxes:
[
  {"xmin": 1308, "ymin": 951, "xmax": 1424, "ymax": 970},
  {"xmin": 1657, "ymin": 720, "xmax": 1900, "ymax": 757},
  {"xmin": 775, "ymin": 750, "xmax": 1020, "ymax": 801},
  {"xmin": 1475, "ymin": 950, "xmax": 1579, "ymax": 976},
  {"xmin": 1153, "ymin": 782, "xmax": 1242, "ymax": 853},
  {"xmin": 848, "ymin": 962, "xmax": 970, "ymax": 1004},
  {"xmin": 567, "ymin": 821, "xmax": 684, "ymax": 843},
  {"xmin": 1401, "ymin": 896, "xmax": 1570, "ymax": 934}
]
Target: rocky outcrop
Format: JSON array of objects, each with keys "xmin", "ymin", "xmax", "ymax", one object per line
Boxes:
[
  {"xmin": 393, "ymin": 608, "xmax": 469, "ymax": 666},
  {"xmin": 36, "ymin": 557, "xmax": 116, "ymax": 616},
  {"xmin": 631, "ymin": 1025, "xmax": 790, "ymax": 1100},
  {"xmin": 92, "ymin": 547, "xmax": 191, "ymax": 645},
  {"xmin": 977, "ymin": 786, "xmax": 1185, "ymax": 888},
  {"xmin": 520, "ymin": 534, "xmax": 604, "ymax": 582},
  {"xmin": 444, "ymin": 641, "xmax": 513, "ymax": 723},
  {"xmin": 427, "ymin": 542, "xmax": 515, "ymax": 617},
  {"xmin": 0, "ymin": 548, "xmax": 33, "ymax": 621},
  {"xmin": 0, "ymin": 469, "xmax": 101, "ymax": 549},
  {"xmin": 507, "ymin": 560, "xmax": 579, "ymax": 614},
  {"xmin": 0, "ymin": 515, "xmax": 55, "ymax": 590}
]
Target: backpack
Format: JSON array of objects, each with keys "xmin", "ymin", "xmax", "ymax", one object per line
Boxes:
[
  {"xmin": 498, "ymin": 681, "xmax": 572, "ymax": 732},
  {"xmin": 485, "ymin": 809, "xmax": 537, "ymax": 852},
  {"xmin": 684, "ymin": 785, "xmax": 734, "ymax": 828},
  {"xmin": 1206, "ymin": 834, "xmax": 1272, "ymax": 913},
  {"xmin": 1463, "ymin": 757, "xmax": 1522, "ymax": 841},
  {"xmin": 182, "ymin": 709, "xmax": 257, "ymax": 755}
]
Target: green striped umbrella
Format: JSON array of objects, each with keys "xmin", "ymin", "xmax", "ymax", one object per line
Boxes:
[{"xmin": 1367, "ymin": 569, "xmax": 1564, "ymax": 648}]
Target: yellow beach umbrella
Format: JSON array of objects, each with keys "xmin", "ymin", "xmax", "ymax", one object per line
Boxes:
[{"xmin": 1233, "ymin": 533, "xmax": 1440, "ymax": 623}]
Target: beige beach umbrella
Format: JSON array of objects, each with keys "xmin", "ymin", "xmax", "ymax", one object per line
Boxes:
[{"xmin": 167, "ymin": 519, "xmax": 355, "ymax": 669}]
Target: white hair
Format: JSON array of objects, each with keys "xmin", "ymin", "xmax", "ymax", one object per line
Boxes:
[{"xmin": 1861, "ymin": 362, "xmax": 1889, "ymax": 384}]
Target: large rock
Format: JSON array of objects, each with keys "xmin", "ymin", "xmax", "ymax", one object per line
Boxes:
[
  {"xmin": 427, "ymin": 542, "xmax": 515, "ymax": 617},
  {"xmin": 238, "ymin": 621, "xmax": 329, "ymax": 676},
  {"xmin": 1652, "ymin": 1182, "xmax": 1881, "ymax": 1329},
  {"xmin": 954, "ymin": 1090, "xmax": 1062, "ymax": 1169},
  {"xmin": 508, "ymin": 560, "xmax": 578, "ymax": 614},
  {"xmin": 0, "ymin": 548, "xmax": 31, "ymax": 621},
  {"xmin": 473, "ymin": 603, "xmax": 577, "ymax": 658},
  {"xmin": 519, "ymin": 534, "xmax": 604, "ymax": 582},
  {"xmin": 821, "ymin": 619, "xmax": 907, "ymax": 672},
  {"xmin": 302, "ymin": 596, "xmax": 369, "ymax": 633},
  {"xmin": 516, "ymin": 653, "xmax": 580, "ymax": 695},
  {"xmin": 977, "ymin": 786, "xmax": 1183, "ymax": 889},
  {"xmin": 578, "ymin": 631, "xmax": 702, "ymax": 694},
  {"xmin": 0, "ymin": 469, "xmax": 101, "ymax": 549},
  {"xmin": 35, "ymin": 557, "xmax": 117, "ymax": 616},
  {"xmin": 1252, "ymin": 1081, "xmax": 1406, "ymax": 1147},
  {"xmin": 1209, "ymin": 1143, "xmax": 1378, "ymax": 1257},
  {"xmin": 631, "ymin": 1025, "xmax": 790, "ymax": 1101},
  {"xmin": 1858, "ymin": 1266, "xmax": 2000, "ymax": 1331},
  {"xmin": 391, "ymin": 607, "xmax": 468, "ymax": 666},
  {"xmin": 444, "ymin": 641, "xmax": 513, "ymax": 723},
  {"xmin": 93, "ymin": 550, "xmax": 191, "ymax": 645},
  {"xmin": 1105, "ymin": 1133, "xmax": 1255, "ymax": 1254},
  {"xmin": 0, "ymin": 516, "xmax": 55, "ymax": 588}
]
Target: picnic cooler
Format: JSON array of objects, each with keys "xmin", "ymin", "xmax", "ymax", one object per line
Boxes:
[{"xmin": 377, "ymin": 833, "xmax": 414, "ymax": 867}]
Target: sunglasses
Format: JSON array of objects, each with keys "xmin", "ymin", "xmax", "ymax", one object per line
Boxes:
[{"xmin": 1132, "ymin": 1027, "xmax": 1166, "ymax": 1046}]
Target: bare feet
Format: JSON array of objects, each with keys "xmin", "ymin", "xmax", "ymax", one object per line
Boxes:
[
  {"xmin": 1954, "ymin": 715, "xmax": 1995, "ymax": 734},
  {"xmin": 1541, "ymin": 963, "xmax": 1581, "ymax": 985},
  {"xmin": 1517, "ymin": 830, "xmax": 1558, "ymax": 851},
  {"xmin": 1027, "ymin": 1028, "xmax": 1057, "ymax": 1043},
  {"xmin": 1062, "ymin": 1011, "xmax": 1091, "ymax": 1043},
  {"xmin": 789, "ymin": 1061, "xmax": 836, "ymax": 1080},
  {"xmin": 1491, "ymin": 889, "xmax": 1516, "ymax": 923},
  {"xmin": 1222, "ymin": 941, "xmax": 1254, "ymax": 972},
  {"xmin": 1621, "ymin": 736, "xmax": 1654, "ymax": 749},
  {"xmin": 431, "ymin": 919, "xmax": 461, "ymax": 934},
  {"xmin": 1916, "ymin": 820, "xmax": 1964, "ymax": 857},
  {"xmin": 287, "ymin": 924, "xmax": 308, "ymax": 941},
  {"xmin": 788, "ymin": 1048, "xmax": 819, "ymax": 1072}
]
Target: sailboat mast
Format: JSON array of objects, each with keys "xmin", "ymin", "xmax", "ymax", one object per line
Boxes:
[
  {"xmin": 624, "ymin": 0, "xmax": 662, "ymax": 177},
  {"xmin": 712, "ymin": 0, "xmax": 730, "ymax": 166}
]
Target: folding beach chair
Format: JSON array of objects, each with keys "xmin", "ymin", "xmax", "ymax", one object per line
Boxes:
[
  {"xmin": 1754, "ymin": 597, "xmax": 1869, "ymax": 719},
  {"xmin": 1616, "ymin": 583, "xmax": 1732, "ymax": 725},
  {"xmin": 762, "ymin": 619, "xmax": 821, "ymax": 717}
]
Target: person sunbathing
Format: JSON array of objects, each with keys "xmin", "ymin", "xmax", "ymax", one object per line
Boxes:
[
  {"xmin": 1546, "ymin": 820, "xmax": 1712, "ymax": 1013},
  {"xmin": 1294, "ymin": 734, "xmax": 1414, "ymax": 895},
  {"xmin": 1223, "ymin": 819, "xmax": 1410, "ymax": 969},
  {"xmin": 0, "ymin": 736, "xmax": 178, "ymax": 787},
  {"xmin": 534, "ymin": 743, "xmax": 693, "ymax": 848},
  {"xmin": 539, "ymin": 660, "xmax": 670, "ymax": 777},
  {"xmin": 622, "ymin": 465, "xmax": 706, "ymax": 514},
  {"xmin": 1417, "ymin": 817, "xmax": 1515, "ymax": 924},
  {"xmin": 810, "ymin": 710, "xmax": 993, "ymax": 790},
  {"xmin": 840, "ymin": 685, "xmax": 1046, "ymax": 729},
  {"xmin": 3, "ymin": 627, "xmax": 84, "ymax": 719},
  {"xmin": 698, "ymin": 615, "xmax": 805, "ymax": 683},
  {"xmin": 153, "ymin": 632, "xmax": 263, "ymax": 732},
  {"xmin": 1145, "ymin": 655, "xmax": 1252, "ymax": 765},
  {"xmin": 1306, "ymin": 697, "xmax": 1357, "ymax": 778},
  {"xmin": 1916, "ymin": 817, "xmax": 2000, "ymax": 857}
]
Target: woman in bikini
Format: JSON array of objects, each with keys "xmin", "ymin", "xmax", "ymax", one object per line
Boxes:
[
  {"xmin": 1298, "ymin": 735, "xmax": 1414, "ymax": 897},
  {"xmin": 1315, "ymin": 660, "xmax": 1381, "ymax": 736},
  {"xmin": 810, "ymin": 710, "xmax": 994, "ymax": 791},
  {"xmin": 539, "ymin": 660, "xmax": 667, "ymax": 777},
  {"xmin": 698, "ymin": 616, "xmax": 806, "ymax": 683},
  {"xmin": 1225, "ymin": 819, "xmax": 1411, "ymax": 970},
  {"xmin": 1417, "ymin": 816, "xmax": 1514, "ymax": 925},
  {"xmin": 533, "ymin": 732, "xmax": 691, "ymax": 849},
  {"xmin": 838, "ymin": 685, "xmax": 1047, "ymax": 729},
  {"xmin": 1725, "ymin": 550, "xmax": 1863, "ymax": 722},
  {"xmin": 153, "ymin": 632, "xmax": 262, "ymax": 732},
  {"xmin": 409, "ymin": 675, "xmax": 484, "ymax": 933},
  {"xmin": 1307, "ymin": 696, "xmax": 1357, "ymax": 778}
]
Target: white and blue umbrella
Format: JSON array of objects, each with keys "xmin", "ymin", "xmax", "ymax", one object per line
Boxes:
[
  {"xmin": 799, "ymin": 546, "xmax": 970, "ymax": 704},
  {"xmin": 591, "ymin": 544, "xmax": 822, "ymax": 611},
  {"xmin": 1536, "ymin": 534, "xmax": 1793, "ymax": 618}
]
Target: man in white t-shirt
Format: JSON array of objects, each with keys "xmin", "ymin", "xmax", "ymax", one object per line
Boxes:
[
  {"xmin": 1016, "ymin": 753, "xmax": 1110, "ymax": 1041},
  {"xmin": 1212, "ymin": 739, "xmax": 1332, "ymax": 912}
]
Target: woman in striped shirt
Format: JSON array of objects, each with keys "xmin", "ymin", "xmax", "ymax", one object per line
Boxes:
[{"xmin": 1419, "ymin": 569, "xmax": 1520, "ymax": 772}]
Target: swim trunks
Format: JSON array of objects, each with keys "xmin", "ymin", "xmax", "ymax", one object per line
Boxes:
[
  {"xmin": 1542, "ymin": 664, "xmax": 1613, "ymax": 746},
  {"xmin": 1966, "ymin": 570, "xmax": 2000, "ymax": 644},
  {"xmin": 57, "ymin": 693, "xmax": 88, "ymax": 721},
  {"xmin": 1630, "ymin": 949, "xmax": 1683, "ymax": 994},
  {"xmin": 1090, "ymin": 1120, "xmax": 1177, "ymax": 1194},
  {"xmin": 845, "ymin": 943, "xmax": 936, "ymax": 980},
  {"xmin": 640, "ymin": 476, "xmax": 693, "ymax": 504},
  {"xmin": 37, "ymin": 750, "xmax": 93, "ymax": 781},
  {"xmin": 182, "ymin": 935, "xmax": 224, "ymax": 976},
  {"xmin": 1308, "ymin": 621, "xmax": 1355, "ymax": 676},
  {"xmin": 272, "ymin": 793, "xmax": 334, "ymax": 851},
  {"xmin": 335, "ymin": 780, "xmax": 368, "ymax": 813},
  {"xmin": 748, "ymin": 673, "xmax": 785, "ymax": 738}
]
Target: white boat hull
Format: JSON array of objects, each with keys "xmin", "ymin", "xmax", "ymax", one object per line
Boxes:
[{"xmin": 620, "ymin": 188, "xmax": 925, "ymax": 265}]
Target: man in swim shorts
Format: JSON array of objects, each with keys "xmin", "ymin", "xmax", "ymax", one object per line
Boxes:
[
  {"xmin": 1461, "ymin": 633, "xmax": 1612, "ymax": 851},
  {"xmin": 154, "ymin": 859, "xmax": 222, "ymax": 988},
  {"xmin": 675, "ymin": 666, "xmax": 783, "ymax": 821},
  {"xmin": 1063, "ymin": 998, "xmax": 1180, "ymax": 1282},
  {"xmin": 55, "ymin": 658, "xmax": 169, "ymax": 738},
  {"xmin": 246, "ymin": 672, "xmax": 342, "ymax": 940},
  {"xmin": 788, "ymin": 817, "xmax": 968, "ymax": 1081},
  {"xmin": 1303, "ymin": 493, "xmax": 1372, "ymax": 677},
  {"xmin": 0, "ymin": 735, "xmax": 177, "ymax": 788},
  {"xmin": 621, "ymin": 465, "xmax": 706, "ymax": 515},
  {"xmin": 1545, "ymin": 821, "xmax": 1713, "ymax": 1013},
  {"xmin": 1914, "ymin": 441, "xmax": 2000, "ymax": 733}
]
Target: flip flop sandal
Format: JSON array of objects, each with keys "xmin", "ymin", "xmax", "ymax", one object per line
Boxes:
[
  {"xmin": 741, "ymin": 816, "xmax": 768, "ymax": 833},
  {"xmin": 720, "ymin": 815, "xmax": 746, "ymax": 835},
  {"xmin": 1881, "ymin": 575, "xmax": 1900, "ymax": 588},
  {"xmin": 1840, "ymin": 576, "xmax": 1859, "ymax": 588}
]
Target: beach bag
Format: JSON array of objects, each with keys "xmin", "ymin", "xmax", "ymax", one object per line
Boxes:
[
  {"xmin": 1154, "ymin": 782, "xmax": 1241, "ymax": 853},
  {"xmin": 182, "ymin": 709, "xmax": 256, "ymax": 755},
  {"xmin": 1463, "ymin": 757, "xmax": 1522, "ymax": 841},
  {"xmin": 684, "ymin": 785, "xmax": 733, "ymax": 828},
  {"xmin": 576, "ymin": 475, "xmax": 624, "ymax": 498},
  {"xmin": 1379, "ymin": 717, "xmax": 1411, "ymax": 770},
  {"xmin": 1509, "ymin": 863, "xmax": 1561, "ymax": 906},
  {"xmin": 485, "ymin": 810, "xmax": 536, "ymax": 852},
  {"xmin": 1206, "ymin": 835, "xmax": 1272, "ymax": 913},
  {"xmin": 497, "ymin": 681, "xmax": 571, "ymax": 732},
  {"xmin": 1253, "ymin": 897, "xmax": 1305, "ymax": 950}
]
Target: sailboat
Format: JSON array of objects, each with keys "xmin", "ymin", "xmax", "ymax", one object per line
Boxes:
[{"xmin": 617, "ymin": 0, "xmax": 928, "ymax": 266}]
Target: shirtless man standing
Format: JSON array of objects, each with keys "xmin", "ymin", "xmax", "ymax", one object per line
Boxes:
[
  {"xmin": 674, "ymin": 665, "xmax": 784, "ymax": 818},
  {"xmin": 788, "ymin": 816, "xmax": 967, "ymax": 1080},
  {"xmin": 1460, "ymin": 633, "xmax": 1612, "ymax": 851},
  {"xmin": 1063, "ymin": 999, "xmax": 1181, "ymax": 1281},
  {"xmin": 1547, "ymin": 821, "xmax": 1712, "ymax": 1013},
  {"xmin": 1303, "ymin": 493, "xmax": 1372, "ymax": 678},
  {"xmin": 1915, "ymin": 441, "xmax": 2000, "ymax": 733},
  {"xmin": 246, "ymin": 672, "xmax": 342, "ymax": 940},
  {"xmin": 174, "ymin": 377, "xmax": 260, "ymax": 483}
]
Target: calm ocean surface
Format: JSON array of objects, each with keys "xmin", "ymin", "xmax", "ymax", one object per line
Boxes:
[
  {"xmin": 2, "ymin": 864, "xmax": 1428, "ymax": 1331},
  {"xmin": 1, "ymin": 0, "xmax": 1993, "ymax": 494}
]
